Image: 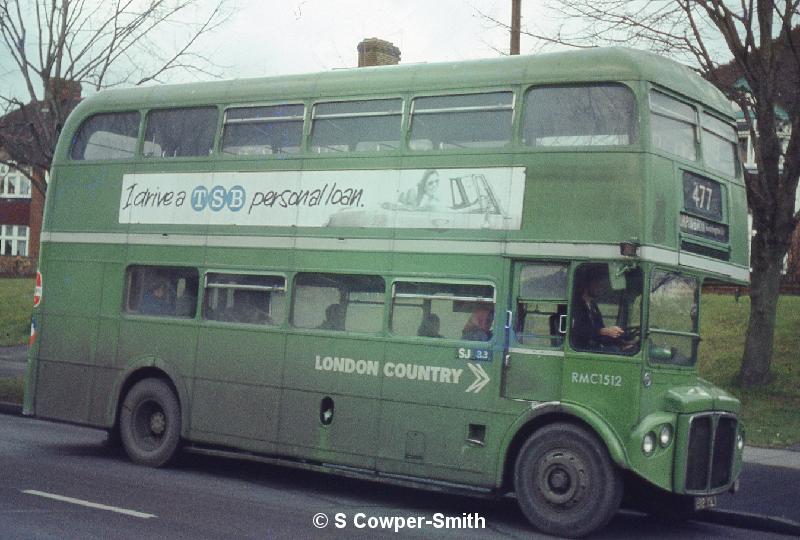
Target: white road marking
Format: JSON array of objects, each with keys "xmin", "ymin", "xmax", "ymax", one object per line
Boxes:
[{"xmin": 21, "ymin": 490, "xmax": 156, "ymax": 519}]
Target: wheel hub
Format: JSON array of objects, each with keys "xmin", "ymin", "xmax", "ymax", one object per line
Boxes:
[
  {"xmin": 149, "ymin": 411, "xmax": 166, "ymax": 436},
  {"xmin": 548, "ymin": 469, "xmax": 571, "ymax": 494},
  {"xmin": 537, "ymin": 451, "xmax": 587, "ymax": 506}
]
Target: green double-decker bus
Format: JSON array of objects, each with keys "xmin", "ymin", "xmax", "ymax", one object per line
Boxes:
[{"xmin": 25, "ymin": 48, "xmax": 748, "ymax": 537}]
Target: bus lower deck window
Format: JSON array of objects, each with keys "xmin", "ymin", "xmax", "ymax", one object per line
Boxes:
[
  {"xmin": 125, "ymin": 266, "xmax": 199, "ymax": 318},
  {"xmin": 203, "ymin": 273, "xmax": 287, "ymax": 325},
  {"xmin": 391, "ymin": 281, "xmax": 495, "ymax": 341},
  {"xmin": 291, "ymin": 273, "xmax": 385, "ymax": 333}
]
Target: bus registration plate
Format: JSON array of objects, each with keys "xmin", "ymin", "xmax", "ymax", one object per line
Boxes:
[{"xmin": 693, "ymin": 495, "xmax": 717, "ymax": 511}]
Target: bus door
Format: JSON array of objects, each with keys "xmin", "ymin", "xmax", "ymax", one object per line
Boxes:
[
  {"xmin": 503, "ymin": 262, "xmax": 569, "ymax": 401},
  {"xmin": 561, "ymin": 262, "xmax": 643, "ymax": 431}
]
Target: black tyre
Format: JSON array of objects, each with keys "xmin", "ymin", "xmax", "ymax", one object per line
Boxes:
[
  {"xmin": 514, "ymin": 423, "xmax": 623, "ymax": 538},
  {"xmin": 119, "ymin": 378, "xmax": 182, "ymax": 467}
]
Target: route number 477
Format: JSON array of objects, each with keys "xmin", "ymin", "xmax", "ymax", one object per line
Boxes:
[{"xmin": 692, "ymin": 183, "xmax": 714, "ymax": 211}]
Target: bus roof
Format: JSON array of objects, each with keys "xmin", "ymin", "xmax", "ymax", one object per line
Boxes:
[{"xmin": 75, "ymin": 47, "xmax": 733, "ymax": 118}]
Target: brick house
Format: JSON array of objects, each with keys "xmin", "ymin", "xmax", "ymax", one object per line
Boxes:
[
  {"xmin": 0, "ymin": 79, "xmax": 80, "ymax": 275},
  {"xmin": 0, "ymin": 161, "xmax": 44, "ymax": 275}
]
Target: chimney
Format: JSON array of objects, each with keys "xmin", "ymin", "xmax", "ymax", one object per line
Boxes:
[
  {"xmin": 357, "ymin": 38, "xmax": 401, "ymax": 67},
  {"xmin": 45, "ymin": 77, "xmax": 82, "ymax": 104}
]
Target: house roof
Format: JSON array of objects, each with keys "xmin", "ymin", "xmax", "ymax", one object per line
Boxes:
[
  {"xmin": 0, "ymin": 79, "xmax": 82, "ymax": 170},
  {"xmin": 709, "ymin": 25, "xmax": 800, "ymax": 120}
]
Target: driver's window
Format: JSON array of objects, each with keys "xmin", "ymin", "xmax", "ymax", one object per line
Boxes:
[
  {"xmin": 514, "ymin": 263, "xmax": 568, "ymax": 348},
  {"xmin": 570, "ymin": 263, "xmax": 642, "ymax": 355}
]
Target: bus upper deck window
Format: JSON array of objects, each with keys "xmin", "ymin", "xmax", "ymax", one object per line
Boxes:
[
  {"xmin": 649, "ymin": 90, "xmax": 697, "ymax": 161},
  {"xmin": 523, "ymin": 84, "xmax": 636, "ymax": 147},
  {"xmin": 70, "ymin": 112, "xmax": 140, "ymax": 160},
  {"xmin": 409, "ymin": 92, "xmax": 513, "ymax": 150},
  {"xmin": 702, "ymin": 113, "xmax": 737, "ymax": 177},
  {"xmin": 143, "ymin": 107, "xmax": 218, "ymax": 158},
  {"xmin": 222, "ymin": 104, "xmax": 304, "ymax": 156},
  {"xmin": 310, "ymin": 99, "xmax": 402, "ymax": 154}
]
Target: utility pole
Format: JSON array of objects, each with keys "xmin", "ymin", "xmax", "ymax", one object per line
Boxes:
[{"xmin": 510, "ymin": 0, "xmax": 521, "ymax": 55}]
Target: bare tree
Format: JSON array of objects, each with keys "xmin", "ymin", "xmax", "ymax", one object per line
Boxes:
[
  {"xmin": 480, "ymin": 1, "xmax": 800, "ymax": 387},
  {"xmin": 0, "ymin": 0, "xmax": 232, "ymax": 196}
]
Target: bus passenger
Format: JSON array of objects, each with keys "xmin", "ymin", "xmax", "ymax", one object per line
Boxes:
[
  {"xmin": 572, "ymin": 272, "xmax": 627, "ymax": 351},
  {"xmin": 418, "ymin": 313, "xmax": 443, "ymax": 338},
  {"xmin": 318, "ymin": 303, "xmax": 345, "ymax": 331},
  {"xmin": 140, "ymin": 279, "xmax": 174, "ymax": 316},
  {"xmin": 462, "ymin": 305, "xmax": 493, "ymax": 341}
]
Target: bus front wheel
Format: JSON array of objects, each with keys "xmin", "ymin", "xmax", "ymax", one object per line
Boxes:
[
  {"xmin": 119, "ymin": 378, "xmax": 181, "ymax": 467},
  {"xmin": 514, "ymin": 423, "xmax": 622, "ymax": 538}
]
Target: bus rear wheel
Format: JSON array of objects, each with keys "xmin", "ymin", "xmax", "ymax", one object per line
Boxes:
[
  {"xmin": 514, "ymin": 423, "xmax": 622, "ymax": 538},
  {"xmin": 119, "ymin": 378, "xmax": 181, "ymax": 467}
]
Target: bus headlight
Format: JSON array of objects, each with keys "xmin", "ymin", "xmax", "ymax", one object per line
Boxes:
[
  {"xmin": 642, "ymin": 432, "xmax": 656, "ymax": 455},
  {"xmin": 659, "ymin": 424, "xmax": 673, "ymax": 447},
  {"xmin": 737, "ymin": 432, "xmax": 744, "ymax": 451}
]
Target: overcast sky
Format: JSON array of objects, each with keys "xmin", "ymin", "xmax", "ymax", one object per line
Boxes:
[
  {"xmin": 0, "ymin": 0, "xmax": 556, "ymax": 101},
  {"xmin": 213, "ymin": 0, "xmax": 532, "ymax": 75}
]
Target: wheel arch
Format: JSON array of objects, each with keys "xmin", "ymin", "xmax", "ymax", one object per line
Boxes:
[
  {"xmin": 497, "ymin": 402, "xmax": 630, "ymax": 492},
  {"xmin": 108, "ymin": 356, "xmax": 189, "ymax": 438}
]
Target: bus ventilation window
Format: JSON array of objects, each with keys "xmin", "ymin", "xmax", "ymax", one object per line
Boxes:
[{"xmin": 467, "ymin": 424, "xmax": 486, "ymax": 446}]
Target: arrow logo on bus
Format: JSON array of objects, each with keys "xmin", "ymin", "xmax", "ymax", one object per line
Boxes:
[{"xmin": 465, "ymin": 363, "xmax": 490, "ymax": 393}]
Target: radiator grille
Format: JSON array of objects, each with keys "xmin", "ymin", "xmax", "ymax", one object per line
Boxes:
[
  {"xmin": 685, "ymin": 414, "xmax": 737, "ymax": 493},
  {"xmin": 711, "ymin": 417, "xmax": 737, "ymax": 488}
]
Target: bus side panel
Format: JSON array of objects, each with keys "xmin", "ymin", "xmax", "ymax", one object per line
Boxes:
[
  {"xmin": 278, "ymin": 333, "xmax": 383, "ymax": 468},
  {"xmin": 377, "ymin": 400, "xmax": 507, "ymax": 488},
  {"xmin": 376, "ymin": 345, "xmax": 502, "ymax": 486},
  {"xmin": 561, "ymin": 355, "xmax": 642, "ymax": 443},
  {"xmin": 191, "ymin": 326, "xmax": 286, "ymax": 442},
  {"xmin": 35, "ymin": 356, "xmax": 94, "ymax": 423},
  {"xmin": 507, "ymin": 153, "xmax": 643, "ymax": 245},
  {"xmin": 116, "ymin": 317, "xmax": 198, "ymax": 416},
  {"xmin": 87, "ymin": 262, "xmax": 126, "ymax": 426},
  {"xmin": 644, "ymin": 155, "xmax": 679, "ymax": 249},
  {"xmin": 47, "ymin": 163, "xmax": 130, "ymax": 234},
  {"xmin": 278, "ymin": 390, "xmax": 379, "ymax": 468},
  {"xmin": 34, "ymin": 258, "xmax": 104, "ymax": 423}
]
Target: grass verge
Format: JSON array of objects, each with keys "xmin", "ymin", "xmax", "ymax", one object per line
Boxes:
[
  {"xmin": 700, "ymin": 294, "xmax": 800, "ymax": 448},
  {"xmin": 0, "ymin": 278, "xmax": 33, "ymax": 346},
  {"xmin": 0, "ymin": 377, "xmax": 23, "ymax": 404}
]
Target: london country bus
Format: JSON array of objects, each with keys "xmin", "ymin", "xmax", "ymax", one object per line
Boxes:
[{"xmin": 25, "ymin": 48, "xmax": 749, "ymax": 537}]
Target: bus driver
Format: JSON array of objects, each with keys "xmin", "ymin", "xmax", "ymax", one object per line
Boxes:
[{"xmin": 572, "ymin": 271, "xmax": 631, "ymax": 352}]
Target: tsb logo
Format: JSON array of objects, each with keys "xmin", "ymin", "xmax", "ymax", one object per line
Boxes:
[{"xmin": 191, "ymin": 185, "xmax": 246, "ymax": 212}]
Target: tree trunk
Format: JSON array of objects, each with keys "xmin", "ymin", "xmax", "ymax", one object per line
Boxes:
[
  {"xmin": 787, "ymin": 224, "xmax": 800, "ymax": 284},
  {"xmin": 739, "ymin": 236, "xmax": 784, "ymax": 387}
]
